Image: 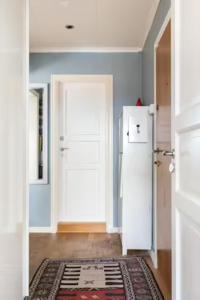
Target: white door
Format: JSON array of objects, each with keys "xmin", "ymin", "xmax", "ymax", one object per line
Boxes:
[
  {"xmin": 58, "ymin": 81, "xmax": 108, "ymax": 223},
  {"xmin": 0, "ymin": 0, "xmax": 28, "ymax": 299},
  {"xmin": 172, "ymin": 1, "xmax": 200, "ymax": 299}
]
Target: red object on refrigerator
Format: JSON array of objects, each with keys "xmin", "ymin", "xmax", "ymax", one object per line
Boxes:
[{"xmin": 136, "ymin": 98, "xmax": 143, "ymax": 106}]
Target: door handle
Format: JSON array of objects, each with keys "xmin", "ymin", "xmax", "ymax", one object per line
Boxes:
[
  {"xmin": 60, "ymin": 147, "xmax": 70, "ymax": 152},
  {"xmin": 162, "ymin": 149, "xmax": 175, "ymax": 158}
]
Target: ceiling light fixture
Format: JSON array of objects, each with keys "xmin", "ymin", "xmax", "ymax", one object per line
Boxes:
[
  {"xmin": 65, "ymin": 25, "xmax": 74, "ymax": 30},
  {"xmin": 60, "ymin": 0, "xmax": 70, "ymax": 7}
]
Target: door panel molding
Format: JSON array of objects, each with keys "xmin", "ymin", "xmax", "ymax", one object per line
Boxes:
[{"xmin": 51, "ymin": 75, "xmax": 113, "ymax": 233}]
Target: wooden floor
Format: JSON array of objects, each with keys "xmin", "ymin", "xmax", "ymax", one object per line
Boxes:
[{"xmin": 30, "ymin": 233, "xmax": 171, "ymax": 299}]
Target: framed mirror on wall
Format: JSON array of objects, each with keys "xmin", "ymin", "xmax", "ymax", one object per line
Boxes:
[{"xmin": 29, "ymin": 83, "xmax": 48, "ymax": 184}]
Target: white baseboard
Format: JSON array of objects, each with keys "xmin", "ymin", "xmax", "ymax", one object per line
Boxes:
[
  {"xmin": 29, "ymin": 227, "xmax": 53, "ymax": 233},
  {"xmin": 107, "ymin": 227, "xmax": 122, "ymax": 234}
]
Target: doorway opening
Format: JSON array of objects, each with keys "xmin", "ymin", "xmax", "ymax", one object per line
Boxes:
[
  {"xmin": 51, "ymin": 75, "xmax": 113, "ymax": 233},
  {"xmin": 28, "ymin": 1, "xmax": 170, "ymax": 299}
]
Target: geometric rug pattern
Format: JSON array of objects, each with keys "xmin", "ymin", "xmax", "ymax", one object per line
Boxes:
[{"xmin": 29, "ymin": 257, "xmax": 164, "ymax": 300}]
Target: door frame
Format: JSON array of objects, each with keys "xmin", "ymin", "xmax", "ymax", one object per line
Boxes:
[
  {"xmin": 51, "ymin": 75, "xmax": 113, "ymax": 233},
  {"xmin": 152, "ymin": 9, "xmax": 171, "ymax": 269},
  {"xmin": 24, "ymin": 0, "xmax": 30, "ymax": 296}
]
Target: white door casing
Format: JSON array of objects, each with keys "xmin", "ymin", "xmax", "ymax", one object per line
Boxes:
[
  {"xmin": 172, "ymin": 0, "xmax": 200, "ymax": 299},
  {"xmin": 51, "ymin": 75, "xmax": 113, "ymax": 231},
  {"xmin": 152, "ymin": 9, "xmax": 171, "ymax": 269},
  {"xmin": 0, "ymin": 0, "xmax": 29, "ymax": 298}
]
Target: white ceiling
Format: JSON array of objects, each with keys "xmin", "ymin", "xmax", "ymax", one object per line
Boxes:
[{"xmin": 30, "ymin": 0, "xmax": 160, "ymax": 52}]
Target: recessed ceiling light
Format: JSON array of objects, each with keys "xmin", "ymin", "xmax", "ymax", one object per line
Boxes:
[{"xmin": 65, "ymin": 25, "xmax": 74, "ymax": 30}]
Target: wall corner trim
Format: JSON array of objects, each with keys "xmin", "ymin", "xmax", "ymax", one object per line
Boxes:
[{"xmin": 142, "ymin": 0, "xmax": 160, "ymax": 49}]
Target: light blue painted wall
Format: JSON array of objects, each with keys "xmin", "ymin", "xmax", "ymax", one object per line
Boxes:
[
  {"xmin": 29, "ymin": 52, "xmax": 142, "ymax": 227},
  {"xmin": 142, "ymin": 0, "xmax": 171, "ymax": 105}
]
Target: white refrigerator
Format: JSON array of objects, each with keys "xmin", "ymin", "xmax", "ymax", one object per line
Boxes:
[{"xmin": 119, "ymin": 106, "xmax": 153, "ymax": 255}]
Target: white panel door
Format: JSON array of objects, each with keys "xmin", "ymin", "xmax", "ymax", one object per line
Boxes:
[
  {"xmin": 172, "ymin": 1, "xmax": 200, "ymax": 299},
  {"xmin": 0, "ymin": 0, "xmax": 28, "ymax": 299},
  {"xmin": 59, "ymin": 82, "xmax": 106, "ymax": 222}
]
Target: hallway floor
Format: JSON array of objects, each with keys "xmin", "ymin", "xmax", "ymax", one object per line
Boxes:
[{"xmin": 30, "ymin": 233, "xmax": 170, "ymax": 299}]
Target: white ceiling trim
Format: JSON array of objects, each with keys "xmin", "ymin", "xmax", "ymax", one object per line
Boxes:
[
  {"xmin": 30, "ymin": 47, "xmax": 142, "ymax": 53},
  {"xmin": 142, "ymin": 0, "xmax": 160, "ymax": 48}
]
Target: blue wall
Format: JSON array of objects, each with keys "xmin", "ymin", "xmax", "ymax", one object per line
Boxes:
[
  {"xmin": 29, "ymin": 52, "xmax": 142, "ymax": 227},
  {"xmin": 142, "ymin": 0, "xmax": 171, "ymax": 105}
]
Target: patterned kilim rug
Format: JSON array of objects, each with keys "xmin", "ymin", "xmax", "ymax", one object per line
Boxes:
[{"xmin": 29, "ymin": 257, "xmax": 163, "ymax": 300}]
